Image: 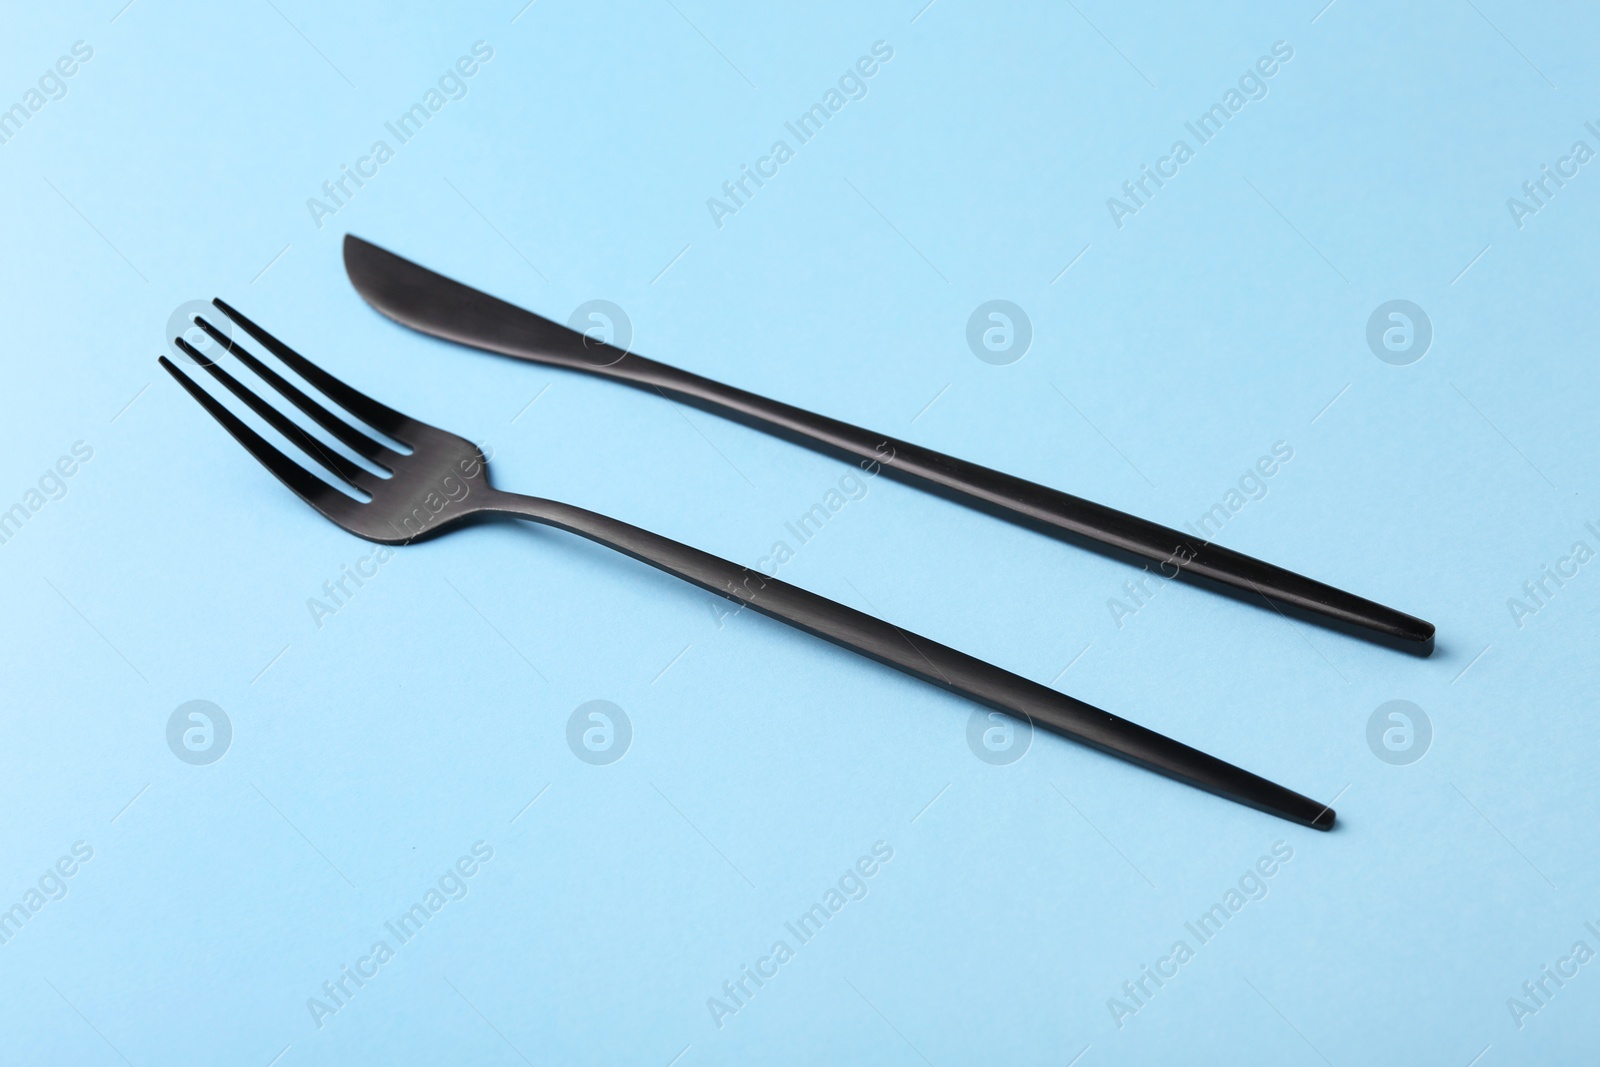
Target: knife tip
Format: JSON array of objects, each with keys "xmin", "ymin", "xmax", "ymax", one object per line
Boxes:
[
  {"xmin": 342, "ymin": 234, "xmax": 393, "ymax": 309},
  {"xmin": 342, "ymin": 232, "xmax": 375, "ymax": 265}
]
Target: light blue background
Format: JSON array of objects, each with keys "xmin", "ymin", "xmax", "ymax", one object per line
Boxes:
[{"xmin": 2, "ymin": 1, "xmax": 1597, "ymax": 1063}]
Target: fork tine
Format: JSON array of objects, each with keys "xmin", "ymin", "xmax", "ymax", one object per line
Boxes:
[
  {"xmin": 159, "ymin": 356, "xmax": 350, "ymax": 513},
  {"xmin": 174, "ymin": 336, "xmax": 377, "ymax": 494},
  {"xmin": 211, "ymin": 298, "xmax": 416, "ymax": 443},
  {"xmin": 191, "ymin": 315, "xmax": 394, "ymax": 464}
]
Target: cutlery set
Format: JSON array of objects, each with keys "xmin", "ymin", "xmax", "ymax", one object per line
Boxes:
[{"xmin": 161, "ymin": 236, "xmax": 1435, "ymax": 830}]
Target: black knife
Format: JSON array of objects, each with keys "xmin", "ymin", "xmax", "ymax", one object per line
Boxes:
[{"xmin": 342, "ymin": 233, "xmax": 1434, "ymax": 656}]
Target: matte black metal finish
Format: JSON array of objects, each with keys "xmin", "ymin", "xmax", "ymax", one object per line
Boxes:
[
  {"xmin": 161, "ymin": 301, "xmax": 1336, "ymax": 831},
  {"xmin": 341, "ymin": 234, "xmax": 1434, "ymax": 657}
]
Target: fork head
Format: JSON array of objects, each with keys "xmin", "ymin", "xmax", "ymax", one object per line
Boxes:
[{"xmin": 162, "ymin": 299, "xmax": 496, "ymax": 545}]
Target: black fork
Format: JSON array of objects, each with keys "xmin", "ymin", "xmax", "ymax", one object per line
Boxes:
[{"xmin": 160, "ymin": 300, "xmax": 1338, "ymax": 830}]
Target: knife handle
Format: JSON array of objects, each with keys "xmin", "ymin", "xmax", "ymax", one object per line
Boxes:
[
  {"xmin": 486, "ymin": 489, "xmax": 1336, "ymax": 830},
  {"xmin": 588, "ymin": 351, "xmax": 1434, "ymax": 656}
]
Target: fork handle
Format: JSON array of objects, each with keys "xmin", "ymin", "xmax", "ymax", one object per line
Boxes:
[{"xmin": 486, "ymin": 490, "xmax": 1334, "ymax": 830}]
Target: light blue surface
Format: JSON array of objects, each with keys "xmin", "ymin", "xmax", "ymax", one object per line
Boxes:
[{"xmin": 2, "ymin": 1, "xmax": 1598, "ymax": 1063}]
